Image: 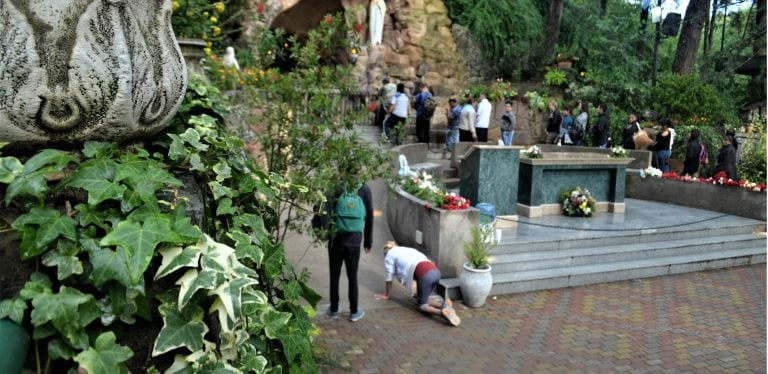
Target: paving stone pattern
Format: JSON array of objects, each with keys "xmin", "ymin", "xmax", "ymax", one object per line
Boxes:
[{"xmin": 314, "ymin": 265, "xmax": 766, "ymax": 373}]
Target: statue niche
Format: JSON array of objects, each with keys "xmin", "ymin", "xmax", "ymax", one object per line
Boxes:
[{"xmin": 0, "ymin": 0, "xmax": 187, "ymax": 146}]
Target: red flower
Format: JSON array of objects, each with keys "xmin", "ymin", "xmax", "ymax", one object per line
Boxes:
[
  {"xmin": 354, "ymin": 23, "xmax": 364, "ymax": 32},
  {"xmin": 324, "ymin": 16, "xmax": 332, "ymax": 25},
  {"xmin": 425, "ymin": 203, "xmax": 431, "ymax": 209},
  {"xmin": 256, "ymin": 3, "xmax": 265, "ymax": 13}
]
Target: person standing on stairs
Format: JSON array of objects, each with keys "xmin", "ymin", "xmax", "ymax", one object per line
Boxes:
[
  {"xmin": 384, "ymin": 83, "xmax": 409, "ymax": 145},
  {"xmin": 459, "ymin": 96, "xmax": 477, "ymax": 142},
  {"xmin": 475, "ymin": 92, "xmax": 492, "ymax": 143}
]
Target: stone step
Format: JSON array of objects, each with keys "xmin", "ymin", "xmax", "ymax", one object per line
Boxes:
[
  {"xmin": 444, "ymin": 177, "xmax": 460, "ymax": 189},
  {"xmin": 441, "ymin": 246, "xmax": 766, "ymax": 300},
  {"xmin": 492, "ymin": 222, "xmax": 766, "ymax": 254},
  {"xmin": 490, "ymin": 233, "xmax": 766, "ymax": 273},
  {"xmin": 488, "ymin": 247, "xmax": 766, "ymax": 295},
  {"xmin": 442, "ymin": 167, "xmax": 458, "ymax": 179}
]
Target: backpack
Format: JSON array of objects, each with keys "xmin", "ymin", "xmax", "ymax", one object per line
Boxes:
[
  {"xmin": 699, "ymin": 143, "xmax": 709, "ymax": 165},
  {"xmin": 422, "ymin": 96, "xmax": 437, "ymax": 119},
  {"xmin": 569, "ymin": 121, "xmax": 584, "ymax": 140},
  {"xmin": 334, "ymin": 188, "xmax": 366, "ymax": 234}
]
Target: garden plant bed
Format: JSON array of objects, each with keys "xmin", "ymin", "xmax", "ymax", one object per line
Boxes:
[{"xmin": 625, "ymin": 174, "xmax": 767, "ymax": 221}]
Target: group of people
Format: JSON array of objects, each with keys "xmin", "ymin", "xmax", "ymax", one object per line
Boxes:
[{"xmin": 546, "ymin": 100, "xmax": 592, "ymax": 147}]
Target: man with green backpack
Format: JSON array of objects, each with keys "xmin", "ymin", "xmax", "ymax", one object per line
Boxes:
[{"xmin": 313, "ymin": 180, "xmax": 374, "ymax": 322}]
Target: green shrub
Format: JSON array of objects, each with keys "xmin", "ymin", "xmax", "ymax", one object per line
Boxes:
[{"xmin": 544, "ymin": 68, "xmax": 567, "ymax": 87}]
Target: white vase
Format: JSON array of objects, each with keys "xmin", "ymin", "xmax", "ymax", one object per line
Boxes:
[{"xmin": 459, "ymin": 262, "xmax": 493, "ymax": 308}]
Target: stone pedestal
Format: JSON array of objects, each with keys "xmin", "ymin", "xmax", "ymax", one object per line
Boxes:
[
  {"xmin": 517, "ymin": 153, "xmax": 632, "ymax": 217},
  {"xmin": 459, "ymin": 145, "xmax": 521, "ymax": 216}
]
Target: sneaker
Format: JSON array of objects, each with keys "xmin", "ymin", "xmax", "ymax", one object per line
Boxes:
[
  {"xmin": 441, "ymin": 306, "xmax": 461, "ymax": 327},
  {"xmin": 349, "ymin": 310, "xmax": 365, "ymax": 322},
  {"xmin": 325, "ymin": 308, "xmax": 338, "ymax": 319}
]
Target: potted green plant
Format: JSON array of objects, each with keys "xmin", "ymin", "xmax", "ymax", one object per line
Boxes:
[{"xmin": 459, "ymin": 225, "xmax": 494, "ymax": 307}]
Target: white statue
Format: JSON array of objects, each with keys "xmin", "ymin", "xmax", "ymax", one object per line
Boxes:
[
  {"xmin": 222, "ymin": 46, "xmax": 240, "ymax": 71},
  {"xmin": 369, "ymin": 0, "xmax": 386, "ymax": 46},
  {"xmin": 397, "ymin": 155, "xmax": 413, "ymax": 177}
]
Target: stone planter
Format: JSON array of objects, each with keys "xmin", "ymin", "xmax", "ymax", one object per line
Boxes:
[
  {"xmin": 459, "ymin": 262, "xmax": 492, "ymax": 308},
  {"xmin": 625, "ymin": 175, "xmax": 767, "ymax": 221},
  {"xmin": 386, "ymin": 186, "xmax": 480, "ymax": 278},
  {"xmin": 177, "ymin": 37, "xmax": 208, "ymax": 77}
]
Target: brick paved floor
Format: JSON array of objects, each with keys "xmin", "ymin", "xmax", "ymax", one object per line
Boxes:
[{"xmin": 314, "ymin": 265, "xmax": 766, "ymax": 373}]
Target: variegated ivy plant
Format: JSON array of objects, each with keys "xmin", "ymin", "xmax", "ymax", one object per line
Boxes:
[{"xmin": 0, "ymin": 109, "xmax": 319, "ymax": 373}]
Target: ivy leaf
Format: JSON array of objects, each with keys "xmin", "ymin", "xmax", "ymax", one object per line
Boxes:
[
  {"xmin": 75, "ymin": 203, "xmax": 109, "ymax": 230},
  {"xmin": 170, "ymin": 206, "xmax": 204, "ymax": 243},
  {"xmin": 215, "ymin": 198, "xmax": 237, "ymax": 216},
  {"xmin": 64, "ymin": 160, "xmax": 127, "ymax": 206},
  {"xmin": 84, "ymin": 239, "xmax": 132, "ymax": 288},
  {"xmin": 0, "ymin": 298, "xmax": 27, "ymax": 324},
  {"xmin": 212, "ymin": 161, "xmax": 232, "ymax": 181},
  {"xmin": 168, "ymin": 134, "xmax": 191, "ymax": 161},
  {"xmin": 176, "ymin": 269, "xmax": 224, "ymax": 310},
  {"xmin": 22, "ymin": 149, "xmax": 78, "ymax": 175},
  {"xmin": 42, "ymin": 247, "xmax": 83, "ymax": 281},
  {"xmin": 207, "ymin": 278, "xmax": 258, "ymax": 321},
  {"xmin": 82, "ymin": 141, "xmax": 117, "ymax": 159},
  {"xmin": 179, "ymin": 128, "xmax": 209, "ymax": 152},
  {"xmin": 18, "ymin": 272, "xmax": 53, "ymax": 301},
  {"xmin": 48, "ymin": 338, "xmax": 76, "ymax": 360},
  {"xmin": 260, "ymin": 308, "xmax": 291, "ymax": 339},
  {"xmin": 12, "ymin": 207, "xmax": 78, "ymax": 259},
  {"xmin": 152, "ymin": 303, "xmax": 209, "ymax": 356},
  {"xmin": 30, "ymin": 286, "xmax": 94, "ymax": 350},
  {"xmin": 0, "ymin": 156, "xmax": 22, "ymax": 184},
  {"xmin": 227, "ymin": 230, "xmax": 264, "ymax": 264},
  {"xmin": 281, "ymin": 280, "xmax": 301, "ymax": 302},
  {"xmin": 299, "ymin": 279, "xmax": 322, "ymax": 308},
  {"xmin": 100, "ymin": 215, "xmax": 182, "ymax": 284},
  {"xmin": 240, "ymin": 346, "xmax": 268, "ymax": 374},
  {"xmin": 5, "ymin": 169, "xmax": 49, "ymax": 205},
  {"xmin": 73, "ymin": 331, "xmax": 134, "ymax": 374},
  {"xmin": 189, "ymin": 153, "xmax": 205, "ymax": 171},
  {"xmin": 154, "ymin": 246, "xmax": 202, "ymax": 281},
  {"xmin": 260, "ymin": 238, "xmax": 284, "ymax": 280},
  {"xmin": 117, "ymin": 160, "xmax": 181, "ymax": 204},
  {"xmin": 208, "ymin": 181, "xmax": 233, "ymax": 200},
  {"xmin": 280, "ymin": 330, "xmax": 311, "ymax": 364},
  {"xmin": 233, "ymin": 213, "xmax": 269, "ymax": 239}
]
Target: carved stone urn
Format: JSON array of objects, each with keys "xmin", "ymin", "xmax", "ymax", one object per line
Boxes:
[{"xmin": 0, "ymin": 0, "xmax": 187, "ymax": 147}]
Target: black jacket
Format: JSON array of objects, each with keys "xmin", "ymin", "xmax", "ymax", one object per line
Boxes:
[
  {"xmin": 714, "ymin": 144, "xmax": 738, "ymax": 180},
  {"xmin": 594, "ymin": 112, "xmax": 610, "ymax": 146},
  {"xmin": 546, "ymin": 109, "xmax": 562, "ymax": 133}
]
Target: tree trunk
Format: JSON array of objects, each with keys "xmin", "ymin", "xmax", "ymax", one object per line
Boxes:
[
  {"xmin": 704, "ymin": 0, "xmax": 718, "ymax": 55},
  {"xmin": 672, "ymin": 0, "xmax": 710, "ymax": 74},
  {"xmin": 543, "ymin": 0, "xmax": 565, "ymax": 63}
]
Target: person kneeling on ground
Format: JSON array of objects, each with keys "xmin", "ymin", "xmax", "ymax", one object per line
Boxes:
[{"xmin": 374, "ymin": 241, "xmax": 461, "ymax": 326}]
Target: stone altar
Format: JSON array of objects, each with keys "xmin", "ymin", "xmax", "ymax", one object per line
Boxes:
[{"xmin": 0, "ymin": 0, "xmax": 187, "ymax": 147}]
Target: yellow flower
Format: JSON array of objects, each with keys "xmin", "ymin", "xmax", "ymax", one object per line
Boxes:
[
  {"xmin": 203, "ymin": 11, "xmax": 209, "ymax": 17},
  {"xmin": 204, "ymin": 47, "xmax": 212, "ymax": 55},
  {"xmin": 171, "ymin": 1, "xmax": 180, "ymax": 12},
  {"xmin": 212, "ymin": 26, "xmax": 221, "ymax": 36},
  {"xmin": 213, "ymin": 2, "xmax": 225, "ymax": 14},
  {"xmin": 351, "ymin": 48, "xmax": 357, "ymax": 54},
  {"xmin": 210, "ymin": 16, "xmax": 218, "ymax": 24}
]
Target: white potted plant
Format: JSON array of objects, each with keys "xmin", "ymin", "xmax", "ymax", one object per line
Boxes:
[{"xmin": 459, "ymin": 225, "xmax": 494, "ymax": 307}]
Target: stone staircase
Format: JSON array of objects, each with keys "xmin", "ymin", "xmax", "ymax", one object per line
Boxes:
[{"xmin": 442, "ymin": 218, "xmax": 766, "ymax": 299}]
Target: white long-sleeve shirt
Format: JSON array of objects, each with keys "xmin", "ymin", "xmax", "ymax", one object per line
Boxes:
[
  {"xmin": 384, "ymin": 246, "xmax": 429, "ymax": 293},
  {"xmin": 476, "ymin": 98, "xmax": 492, "ymax": 129}
]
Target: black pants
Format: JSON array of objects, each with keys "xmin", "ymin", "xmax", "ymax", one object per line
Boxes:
[
  {"xmin": 476, "ymin": 128, "xmax": 488, "ymax": 143},
  {"xmin": 329, "ymin": 244, "xmax": 361, "ymax": 314},
  {"xmin": 385, "ymin": 115, "xmax": 405, "ymax": 145},
  {"xmin": 416, "ymin": 115, "xmax": 430, "ymax": 143},
  {"xmin": 459, "ymin": 129, "xmax": 474, "ymax": 142}
]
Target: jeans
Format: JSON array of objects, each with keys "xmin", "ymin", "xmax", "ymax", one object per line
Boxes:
[
  {"xmin": 445, "ymin": 128, "xmax": 459, "ymax": 151},
  {"xmin": 655, "ymin": 149, "xmax": 672, "ymax": 172},
  {"xmin": 328, "ymin": 243, "xmax": 361, "ymax": 314},
  {"xmin": 501, "ymin": 130, "xmax": 515, "ymax": 146}
]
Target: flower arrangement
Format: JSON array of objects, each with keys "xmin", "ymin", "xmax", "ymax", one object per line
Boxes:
[
  {"xmin": 399, "ymin": 172, "xmax": 471, "ymax": 210},
  {"xmin": 660, "ymin": 171, "xmax": 767, "ymax": 192},
  {"xmin": 640, "ymin": 167, "xmax": 662, "ymax": 178},
  {"xmin": 523, "ymin": 145, "xmax": 543, "ymax": 158},
  {"xmin": 560, "ymin": 186, "xmax": 596, "ymax": 217},
  {"xmin": 609, "ymin": 146, "xmax": 629, "ymax": 158}
]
